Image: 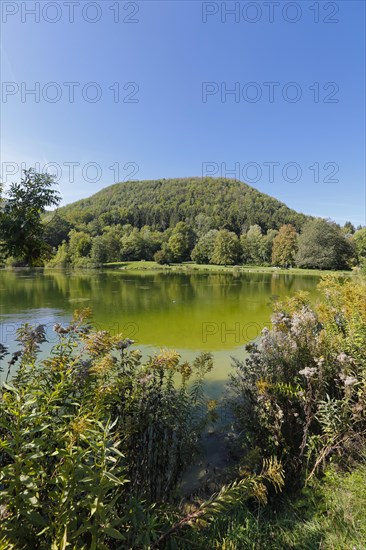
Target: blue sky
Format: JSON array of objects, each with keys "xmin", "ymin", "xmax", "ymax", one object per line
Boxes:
[{"xmin": 1, "ymin": 0, "xmax": 365, "ymax": 226}]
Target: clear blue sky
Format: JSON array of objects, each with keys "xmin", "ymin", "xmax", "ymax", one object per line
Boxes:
[{"xmin": 1, "ymin": 0, "xmax": 365, "ymax": 226}]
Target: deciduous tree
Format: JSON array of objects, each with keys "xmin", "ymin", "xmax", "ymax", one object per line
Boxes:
[
  {"xmin": 296, "ymin": 219, "xmax": 352, "ymax": 270},
  {"xmin": 0, "ymin": 169, "xmax": 60, "ymax": 265},
  {"xmin": 272, "ymin": 224, "xmax": 298, "ymax": 267}
]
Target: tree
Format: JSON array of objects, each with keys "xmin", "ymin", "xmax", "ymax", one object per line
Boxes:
[
  {"xmin": 296, "ymin": 219, "xmax": 353, "ymax": 270},
  {"xmin": 272, "ymin": 224, "xmax": 298, "ymax": 267},
  {"xmin": 352, "ymin": 227, "xmax": 366, "ymax": 262},
  {"xmin": 43, "ymin": 213, "xmax": 72, "ymax": 249},
  {"xmin": 140, "ymin": 226, "xmax": 163, "ymax": 260},
  {"xmin": 241, "ymin": 225, "xmax": 263, "ymax": 264},
  {"xmin": 68, "ymin": 230, "xmax": 93, "ymax": 259},
  {"xmin": 191, "ymin": 230, "xmax": 218, "ymax": 264},
  {"xmin": 0, "ymin": 169, "xmax": 60, "ymax": 265},
  {"xmin": 90, "ymin": 236, "xmax": 109, "ymax": 265},
  {"xmin": 120, "ymin": 228, "xmax": 144, "ymax": 260},
  {"xmin": 167, "ymin": 222, "xmax": 196, "ymax": 262},
  {"xmin": 260, "ymin": 228, "xmax": 278, "ymax": 264},
  {"xmin": 211, "ymin": 229, "xmax": 240, "ymax": 265},
  {"xmin": 46, "ymin": 242, "xmax": 71, "ymax": 268},
  {"xmin": 154, "ymin": 243, "xmax": 172, "ymax": 264},
  {"xmin": 342, "ymin": 221, "xmax": 355, "ymax": 235},
  {"xmin": 194, "ymin": 214, "xmax": 215, "ymax": 238}
]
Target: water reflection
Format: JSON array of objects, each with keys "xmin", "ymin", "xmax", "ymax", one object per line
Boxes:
[{"xmin": 0, "ymin": 269, "xmax": 320, "ymax": 382}]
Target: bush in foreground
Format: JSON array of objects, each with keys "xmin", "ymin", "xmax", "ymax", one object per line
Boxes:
[
  {"xmin": 229, "ymin": 275, "xmax": 366, "ymax": 488},
  {"xmin": 0, "ymin": 310, "xmax": 283, "ymax": 548}
]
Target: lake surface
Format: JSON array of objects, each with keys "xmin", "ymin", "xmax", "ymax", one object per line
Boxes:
[{"xmin": 0, "ymin": 269, "xmax": 320, "ymax": 393}]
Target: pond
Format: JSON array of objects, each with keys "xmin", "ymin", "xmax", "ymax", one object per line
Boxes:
[{"xmin": 0, "ymin": 269, "xmax": 320, "ymax": 393}]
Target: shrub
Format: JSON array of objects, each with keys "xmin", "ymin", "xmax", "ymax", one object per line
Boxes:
[
  {"xmin": 228, "ymin": 276, "xmax": 366, "ymax": 487},
  {"xmin": 0, "ymin": 310, "xmax": 214, "ymax": 547}
]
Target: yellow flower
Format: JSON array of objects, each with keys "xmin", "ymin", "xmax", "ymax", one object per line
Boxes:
[
  {"xmin": 152, "ymin": 349, "xmax": 180, "ymax": 371},
  {"xmin": 256, "ymin": 379, "xmax": 270, "ymax": 395},
  {"xmin": 90, "ymin": 354, "xmax": 116, "ymax": 376}
]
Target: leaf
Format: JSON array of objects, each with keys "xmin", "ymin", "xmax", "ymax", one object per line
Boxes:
[
  {"xmin": 104, "ymin": 472, "xmax": 128, "ymax": 486},
  {"xmin": 103, "ymin": 526, "xmax": 125, "ymax": 540},
  {"xmin": 90, "ymin": 497, "xmax": 98, "ymax": 517}
]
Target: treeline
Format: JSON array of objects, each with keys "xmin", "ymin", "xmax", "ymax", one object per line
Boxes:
[
  {"xmin": 45, "ymin": 217, "xmax": 365, "ymax": 271},
  {"xmin": 44, "ymin": 176, "xmax": 365, "ymax": 271},
  {"xmin": 1, "ymin": 171, "xmax": 365, "ymax": 271}
]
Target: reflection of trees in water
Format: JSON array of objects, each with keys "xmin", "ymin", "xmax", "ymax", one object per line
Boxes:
[
  {"xmin": 0, "ymin": 269, "xmax": 321, "ymax": 351},
  {"xmin": 0, "ymin": 270, "xmax": 320, "ymax": 320}
]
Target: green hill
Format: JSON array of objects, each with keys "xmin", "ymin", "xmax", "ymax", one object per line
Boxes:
[{"xmin": 59, "ymin": 177, "xmax": 310, "ymax": 234}]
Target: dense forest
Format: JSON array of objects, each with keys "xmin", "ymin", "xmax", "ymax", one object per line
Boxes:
[
  {"xmin": 58, "ymin": 177, "xmax": 310, "ymax": 234},
  {"xmin": 1, "ymin": 172, "xmax": 365, "ymax": 272}
]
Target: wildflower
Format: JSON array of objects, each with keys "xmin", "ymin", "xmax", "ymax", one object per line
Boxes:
[
  {"xmin": 139, "ymin": 373, "xmax": 153, "ymax": 385},
  {"xmin": 84, "ymin": 331, "xmax": 112, "ymax": 356},
  {"xmin": 73, "ymin": 359, "xmax": 91, "ymax": 383},
  {"xmin": 0, "ymin": 504, "xmax": 10, "ymax": 520},
  {"xmin": 90, "ymin": 354, "xmax": 117, "ymax": 375},
  {"xmin": 339, "ymin": 372, "xmax": 358, "ymax": 387},
  {"xmin": 152, "ymin": 349, "xmax": 180, "ymax": 371},
  {"xmin": 344, "ymin": 376, "xmax": 357, "ymax": 387},
  {"xmin": 70, "ymin": 417, "xmax": 89, "ymax": 436},
  {"xmin": 116, "ymin": 338, "xmax": 135, "ymax": 352},
  {"xmin": 299, "ymin": 367, "xmax": 317, "ymax": 379},
  {"xmin": 53, "ymin": 323, "xmax": 71, "ymax": 334},
  {"xmin": 256, "ymin": 379, "xmax": 270, "ymax": 395},
  {"xmin": 180, "ymin": 361, "xmax": 192, "ymax": 380}
]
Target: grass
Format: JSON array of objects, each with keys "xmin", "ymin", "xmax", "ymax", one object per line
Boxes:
[
  {"xmin": 194, "ymin": 461, "xmax": 366, "ymax": 549},
  {"xmin": 103, "ymin": 260, "xmax": 353, "ymax": 277}
]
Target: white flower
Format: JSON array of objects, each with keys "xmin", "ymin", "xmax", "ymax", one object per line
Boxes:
[
  {"xmin": 344, "ymin": 376, "xmax": 358, "ymax": 387},
  {"xmin": 299, "ymin": 367, "xmax": 317, "ymax": 379}
]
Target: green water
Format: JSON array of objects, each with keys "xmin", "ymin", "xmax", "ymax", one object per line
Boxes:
[{"xmin": 0, "ymin": 269, "xmax": 320, "ymax": 390}]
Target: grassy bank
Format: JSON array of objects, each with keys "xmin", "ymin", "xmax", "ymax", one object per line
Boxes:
[
  {"xmin": 103, "ymin": 260, "xmax": 353, "ymax": 277},
  {"xmin": 197, "ymin": 460, "xmax": 366, "ymax": 549}
]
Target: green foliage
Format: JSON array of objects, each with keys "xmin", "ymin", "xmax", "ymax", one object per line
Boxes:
[
  {"xmin": 167, "ymin": 222, "xmax": 196, "ymax": 262},
  {"xmin": 154, "ymin": 243, "xmax": 173, "ymax": 264},
  {"xmin": 157, "ymin": 457, "xmax": 284, "ymax": 547},
  {"xmin": 0, "ymin": 170, "xmax": 60, "ymax": 265},
  {"xmin": 272, "ymin": 223, "xmax": 298, "ymax": 267},
  {"xmin": 342, "ymin": 220, "xmax": 356, "ymax": 235},
  {"xmin": 59, "ymin": 177, "xmax": 309, "ymax": 236},
  {"xmin": 44, "ymin": 178, "xmax": 361, "ymax": 271},
  {"xmin": 0, "ymin": 311, "xmax": 214, "ymax": 547},
  {"xmin": 68, "ymin": 229, "xmax": 93, "ymax": 259},
  {"xmin": 229, "ymin": 276, "xmax": 366, "ymax": 487},
  {"xmin": 260, "ymin": 228, "xmax": 278, "ymax": 264},
  {"xmin": 211, "ymin": 230, "xmax": 240, "ymax": 265},
  {"xmin": 191, "ymin": 229, "xmax": 218, "ymax": 264},
  {"xmin": 46, "ymin": 241, "xmax": 71, "ymax": 268},
  {"xmin": 296, "ymin": 219, "xmax": 353, "ymax": 270},
  {"xmin": 240, "ymin": 224, "xmax": 263, "ymax": 264},
  {"xmin": 43, "ymin": 213, "xmax": 72, "ymax": 249},
  {"xmin": 352, "ymin": 226, "xmax": 366, "ymax": 262},
  {"xmin": 194, "ymin": 459, "xmax": 366, "ymax": 549}
]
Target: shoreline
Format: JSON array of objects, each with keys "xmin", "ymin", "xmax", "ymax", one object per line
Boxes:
[
  {"xmin": 0, "ymin": 261, "xmax": 354, "ymax": 277},
  {"xmin": 101, "ymin": 261, "xmax": 353, "ymax": 277}
]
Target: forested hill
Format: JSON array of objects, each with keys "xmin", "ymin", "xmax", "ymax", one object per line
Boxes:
[{"xmin": 59, "ymin": 177, "xmax": 310, "ymax": 233}]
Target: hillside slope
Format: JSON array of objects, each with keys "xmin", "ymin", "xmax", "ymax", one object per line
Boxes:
[{"xmin": 59, "ymin": 177, "xmax": 310, "ymax": 233}]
